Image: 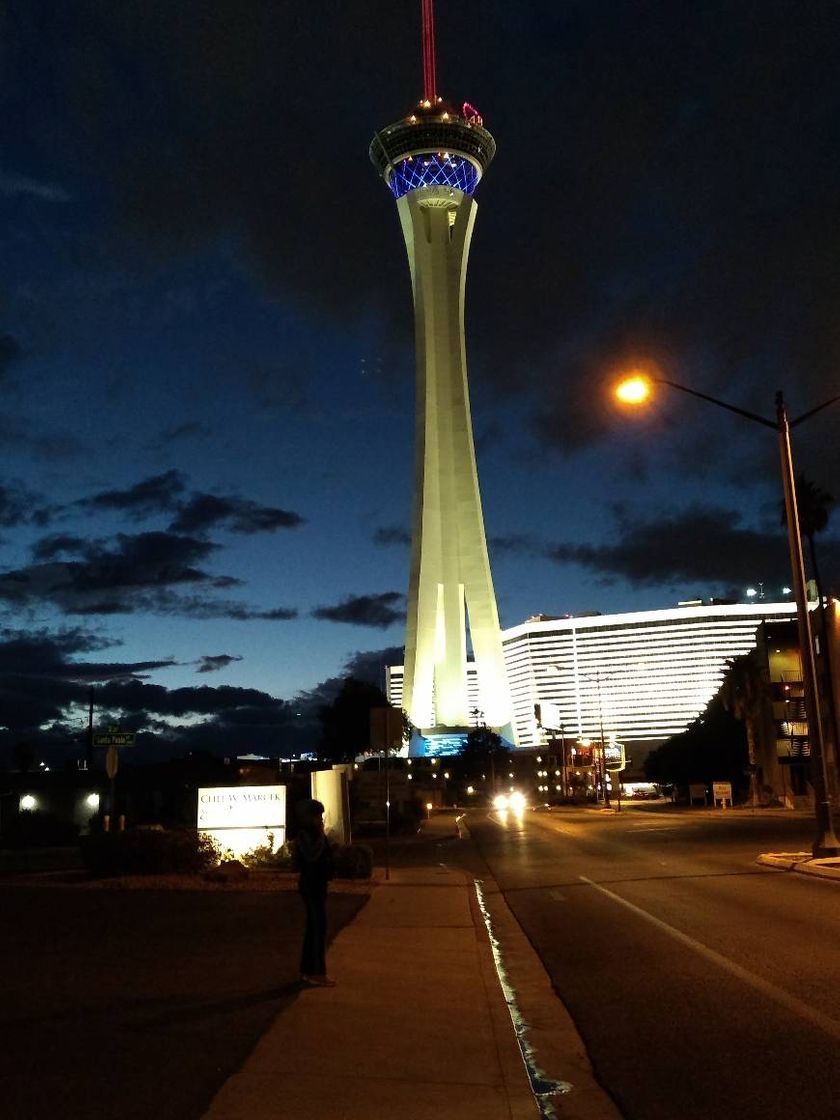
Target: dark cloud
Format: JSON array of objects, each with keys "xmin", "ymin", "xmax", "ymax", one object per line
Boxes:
[
  {"xmin": 7, "ymin": 639, "xmax": 410, "ymax": 760},
  {"xmin": 343, "ymin": 645, "xmax": 405, "ymax": 685},
  {"xmin": 0, "ymin": 627, "xmax": 167, "ymax": 679},
  {"xmin": 0, "ymin": 627, "xmax": 178, "ymax": 736},
  {"xmin": 93, "ymin": 678, "xmax": 279, "ymax": 718},
  {"xmin": 0, "ymin": 482, "xmax": 43, "ymax": 528},
  {"xmin": 0, "ymin": 172, "xmax": 69, "ymax": 202},
  {"xmin": 81, "ymin": 470, "xmax": 186, "ymax": 517},
  {"xmin": 196, "ymin": 653, "xmax": 243, "ymax": 673},
  {"xmin": 167, "ymin": 597, "xmax": 297, "ymax": 621},
  {"xmin": 161, "ymin": 421, "xmax": 210, "ymax": 442},
  {"xmin": 0, "ymin": 624, "xmax": 308, "ymax": 760},
  {"xmin": 152, "ymin": 701, "xmax": 303, "ymax": 756},
  {"xmin": 33, "ymin": 534, "xmax": 94, "ymax": 561},
  {"xmin": 6, "ymin": 531, "xmax": 296, "ymax": 620},
  {"xmin": 3, "ymin": 424, "xmax": 85, "ymax": 464},
  {"xmin": 373, "ymin": 526, "xmax": 410, "ymax": 548},
  {"xmin": 312, "ymin": 592, "xmax": 405, "ymax": 629},
  {"xmin": 548, "ymin": 504, "xmax": 840, "ymax": 594},
  {"xmin": 489, "ymin": 533, "xmax": 544, "ymax": 557},
  {"xmin": 64, "ymin": 472, "xmax": 304, "ymax": 538},
  {"xmin": 168, "ymin": 493, "xmax": 304, "ymax": 535}
]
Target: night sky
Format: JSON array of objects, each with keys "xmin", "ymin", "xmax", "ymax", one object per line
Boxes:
[{"xmin": 2, "ymin": 0, "xmax": 840, "ymax": 759}]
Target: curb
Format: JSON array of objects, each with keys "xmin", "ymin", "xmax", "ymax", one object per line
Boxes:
[{"xmin": 757, "ymin": 853, "xmax": 840, "ymax": 880}]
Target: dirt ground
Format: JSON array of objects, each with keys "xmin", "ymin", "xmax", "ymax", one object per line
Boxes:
[{"xmin": 1, "ymin": 876, "xmax": 369, "ymax": 1120}]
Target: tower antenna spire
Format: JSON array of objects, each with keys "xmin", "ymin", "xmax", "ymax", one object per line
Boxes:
[{"xmin": 421, "ymin": 0, "xmax": 437, "ymax": 101}]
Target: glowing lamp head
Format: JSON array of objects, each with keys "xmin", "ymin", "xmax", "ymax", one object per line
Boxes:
[{"xmin": 615, "ymin": 374, "xmax": 652, "ymax": 405}]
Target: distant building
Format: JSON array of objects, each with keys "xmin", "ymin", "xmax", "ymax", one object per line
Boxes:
[
  {"xmin": 387, "ymin": 601, "xmax": 800, "ymax": 767},
  {"xmin": 724, "ymin": 607, "xmax": 840, "ymax": 808}
]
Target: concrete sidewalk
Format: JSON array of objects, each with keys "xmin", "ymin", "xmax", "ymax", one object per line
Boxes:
[{"xmin": 200, "ymin": 863, "xmax": 621, "ymax": 1120}]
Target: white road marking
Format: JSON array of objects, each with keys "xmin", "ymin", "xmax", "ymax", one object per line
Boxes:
[
  {"xmin": 548, "ymin": 889, "xmax": 566, "ymax": 902},
  {"xmin": 580, "ymin": 875, "xmax": 840, "ymax": 1042}
]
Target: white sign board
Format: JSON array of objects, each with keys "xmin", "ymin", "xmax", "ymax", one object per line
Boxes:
[
  {"xmin": 536, "ymin": 701, "xmax": 562, "ymax": 732},
  {"xmin": 712, "ymin": 781, "xmax": 733, "ymax": 808},
  {"xmin": 197, "ymin": 785, "xmax": 286, "ymax": 858}
]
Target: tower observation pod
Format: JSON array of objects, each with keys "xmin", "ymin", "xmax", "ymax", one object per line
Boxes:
[{"xmin": 370, "ymin": 90, "xmax": 514, "ymax": 750}]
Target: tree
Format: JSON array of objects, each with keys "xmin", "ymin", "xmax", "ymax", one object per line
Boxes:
[
  {"xmin": 786, "ymin": 474, "xmax": 834, "ymax": 597},
  {"xmin": 644, "ymin": 694, "xmax": 748, "ymax": 796},
  {"xmin": 782, "ymin": 474, "xmax": 838, "ymax": 762},
  {"xmin": 457, "ymin": 722, "xmax": 508, "ymax": 790},
  {"xmin": 720, "ymin": 651, "xmax": 765, "ymax": 806},
  {"xmin": 318, "ymin": 678, "xmax": 390, "ymax": 762},
  {"xmin": 796, "ymin": 467, "xmax": 835, "ymax": 576}
]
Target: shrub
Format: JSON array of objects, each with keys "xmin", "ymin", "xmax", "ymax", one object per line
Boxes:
[
  {"xmin": 204, "ymin": 859, "xmax": 249, "ymax": 883},
  {"xmin": 240, "ymin": 835, "xmax": 295, "ymax": 870},
  {"xmin": 331, "ymin": 842, "xmax": 374, "ymax": 880},
  {"xmin": 80, "ymin": 827, "xmax": 219, "ymax": 877}
]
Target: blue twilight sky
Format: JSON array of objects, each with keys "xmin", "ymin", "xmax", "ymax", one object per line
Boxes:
[{"xmin": 1, "ymin": 0, "xmax": 840, "ymax": 758}]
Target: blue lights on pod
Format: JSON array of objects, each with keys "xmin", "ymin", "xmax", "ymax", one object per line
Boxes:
[{"xmin": 389, "ymin": 152, "xmax": 479, "ymax": 200}]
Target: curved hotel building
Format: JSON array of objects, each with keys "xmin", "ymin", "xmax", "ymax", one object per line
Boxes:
[{"xmin": 386, "ymin": 601, "xmax": 799, "ymax": 759}]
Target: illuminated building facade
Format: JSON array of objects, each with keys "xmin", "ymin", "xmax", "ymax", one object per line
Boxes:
[
  {"xmin": 370, "ymin": 57, "xmax": 512, "ymax": 747},
  {"xmin": 387, "ymin": 602, "xmax": 799, "ymax": 760}
]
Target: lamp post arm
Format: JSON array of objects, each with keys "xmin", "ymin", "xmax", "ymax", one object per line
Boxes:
[
  {"xmin": 656, "ymin": 379, "xmax": 776, "ymax": 429},
  {"xmin": 789, "ymin": 393, "xmax": 840, "ymax": 429}
]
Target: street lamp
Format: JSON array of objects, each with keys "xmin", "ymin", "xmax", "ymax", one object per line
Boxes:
[{"xmin": 616, "ymin": 373, "xmax": 840, "ymax": 857}]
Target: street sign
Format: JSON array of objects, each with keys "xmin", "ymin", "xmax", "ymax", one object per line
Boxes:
[
  {"xmin": 93, "ymin": 732, "xmax": 135, "ymax": 747},
  {"xmin": 712, "ymin": 781, "xmax": 733, "ymax": 808}
]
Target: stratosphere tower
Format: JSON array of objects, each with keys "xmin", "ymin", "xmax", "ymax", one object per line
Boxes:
[{"xmin": 370, "ymin": 0, "xmax": 513, "ymax": 750}]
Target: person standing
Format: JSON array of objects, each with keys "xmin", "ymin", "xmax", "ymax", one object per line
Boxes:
[{"xmin": 294, "ymin": 798, "xmax": 336, "ymax": 987}]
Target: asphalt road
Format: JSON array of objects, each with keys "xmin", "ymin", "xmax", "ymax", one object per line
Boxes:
[
  {"xmin": 461, "ymin": 805, "xmax": 840, "ymax": 1120},
  {"xmin": 0, "ymin": 883, "xmax": 366, "ymax": 1120}
]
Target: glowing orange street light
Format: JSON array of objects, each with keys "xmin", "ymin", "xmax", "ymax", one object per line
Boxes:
[
  {"xmin": 615, "ymin": 371, "xmax": 840, "ymax": 858},
  {"xmin": 614, "ymin": 373, "xmax": 652, "ymax": 405}
]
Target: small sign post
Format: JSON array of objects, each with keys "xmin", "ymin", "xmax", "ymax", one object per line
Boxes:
[
  {"xmin": 370, "ymin": 706, "xmax": 403, "ymax": 882},
  {"xmin": 94, "ymin": 727, "xmax": 134, "ymax": 829},
  {"xmin": 712, "ymin": 781, "xmax": 733, "ymax": 809}
]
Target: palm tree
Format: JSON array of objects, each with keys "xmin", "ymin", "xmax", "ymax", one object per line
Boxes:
[
  {"xmin": 782, "ymin": 474, "xmax": 837, "ymax": 769},
  {"xmin": 720, "ymin": 652, "xmax": 763, "ymax": 806},
  {"xmin": 788, "ymin": 474, "xmax": 835, "ymax": 600}
]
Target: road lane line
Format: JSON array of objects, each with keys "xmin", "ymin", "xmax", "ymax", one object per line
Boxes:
[{"xmin": 579, "ymin": 875, "xmax": 840, "ymax": 1042}]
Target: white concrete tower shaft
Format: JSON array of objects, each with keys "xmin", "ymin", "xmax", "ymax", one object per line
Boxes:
[{"xmin": 396, "ymin": 187, "xmax": 511, "ymax": 734}]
